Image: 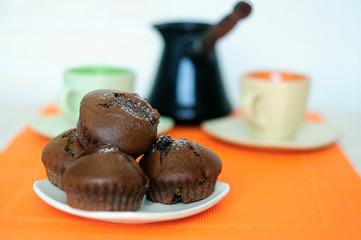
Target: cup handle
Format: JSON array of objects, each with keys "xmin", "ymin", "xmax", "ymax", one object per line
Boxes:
[
  {"xmin": 243, "ymin": 90, "xmax": 264, "ymax": 129},
  {"xmin": 57, "ymin": 87, "xmax": 78, "ymax": 123}
]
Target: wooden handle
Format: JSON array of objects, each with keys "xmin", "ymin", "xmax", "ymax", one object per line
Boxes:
[{"xmin": 201, "ymin": 1, "xmax": 252, "ymax": 52}]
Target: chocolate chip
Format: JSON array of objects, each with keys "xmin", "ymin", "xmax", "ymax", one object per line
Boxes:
[
  {"xmin": 172, "ymin": 194, "xmax": 182, "ymax": 203},
  {"xmin": 97, "ymin": 101, "xmax": 117, "ymax": 108},
  {"xmin": 156, "ymin": 136, "xmax": 172, "ymax": 150},
  {"xmin": 156, "ymin": 135, "xmax": 174, "ymax": 165}
]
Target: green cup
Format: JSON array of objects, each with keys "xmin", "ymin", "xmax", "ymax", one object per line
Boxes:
[{"xmin": 57, "ymin": 66, "xmax": 135, "ymax": 123}]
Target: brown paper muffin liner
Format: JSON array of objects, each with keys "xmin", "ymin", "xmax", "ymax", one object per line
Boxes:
[
  {"xmin": 65, "ymin": 182, "xmax": 147, "ymax": 211},
  {"xmin": 146, "ymin": 179, "xmax": 217, "ymax": 204}
]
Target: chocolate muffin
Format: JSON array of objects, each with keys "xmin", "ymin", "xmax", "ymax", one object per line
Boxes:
[
  {"xmin": 139, "ymin": 135, "xmax": 222, "ymax": 204},
  {"xmin": 63, "ymin": 151, "xmax": 149, "ymax": 211},
  {"xmin": 41, "ymin": 128, "xmax": 83, "ymax": 189},
  {"xmin": 76, "ymin": 90, "xmax": 160, "ymax": 158}
]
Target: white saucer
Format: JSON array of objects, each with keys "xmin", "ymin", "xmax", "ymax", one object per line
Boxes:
[
  {"xmin": 201, "ymin": 116, "xmax": 343, "ymax": 150},
  {"xmin": 29, "ymin": 115, "xmax": 175, "ymax": 139},
  {"xmin": 33, "ymin": 180, "xmax": 229, "ymax": 224}
]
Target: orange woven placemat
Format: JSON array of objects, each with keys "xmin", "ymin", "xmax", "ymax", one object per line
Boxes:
[{"xmin": 1, "ymin": 106, "xmax": 360, "ymax": 239}]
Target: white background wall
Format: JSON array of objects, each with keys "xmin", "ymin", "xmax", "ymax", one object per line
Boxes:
[{"xmin": 1, "ymin": 0, "xmax": 361, "ymax": 112}]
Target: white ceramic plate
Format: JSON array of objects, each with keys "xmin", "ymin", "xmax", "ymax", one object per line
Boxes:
[
  {"xmin": 29, "ymin": 115, "xmax": 174, "ymax": 139},
  {"xmin": 201, "ymin": 116, "xmax": 343, "ymax": 150},
  {"xmin": 33, "ymin": 180, "xmax": 229, "ymax": 224}
]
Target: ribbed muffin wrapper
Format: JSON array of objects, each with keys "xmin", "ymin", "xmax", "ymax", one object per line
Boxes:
[
  {"xmin": 65, "ymin": 182, "xmax": 147, "ymax": 211},
  {"xmin": 146, "ymin": 179, "xmax": 218, "ymax": 204}
]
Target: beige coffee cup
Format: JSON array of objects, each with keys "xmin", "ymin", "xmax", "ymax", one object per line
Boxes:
[
  {"xmin": 241, "ymin": 71, "xmax": 310, "ymax": 140},
  {"xmin": 57, "ymin": 66, "xmax": 135, "ymax": 123}
]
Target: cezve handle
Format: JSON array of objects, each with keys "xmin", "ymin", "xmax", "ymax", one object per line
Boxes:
[{"xmin": 197, "ymin": 1, "xmax": 253, "ymax": 53}]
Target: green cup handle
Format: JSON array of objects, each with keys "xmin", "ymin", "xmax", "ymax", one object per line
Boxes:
[{"xmin": 57, "ymin": 87, "xmax": 79, "ymax": 123}]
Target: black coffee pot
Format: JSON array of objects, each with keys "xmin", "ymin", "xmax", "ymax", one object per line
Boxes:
[{"xmin": 148, "ymin": 1, "xmax": 252, "ymax": 124}]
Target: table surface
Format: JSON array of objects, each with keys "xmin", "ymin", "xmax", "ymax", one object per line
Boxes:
[
  {"xmin": 1, "ymin": 103, "xmax": 361, "ymax": 240},
  {"xmin": 1, "ymin": 104, "xmax": 361, "ymax": 240},
  {"xmin": 1, "ymin": 103, "xmax": 361, "ymax": 176}
]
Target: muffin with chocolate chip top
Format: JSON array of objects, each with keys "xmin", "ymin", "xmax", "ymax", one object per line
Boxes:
[
  {"xmin": 63, "ymin": 151, "xmax": 149, "ymax": 211},
  {"xmin": 76, "ymin": 90, "xmax": 160, "ymax": 158},
  {"xmin": 139, "ymin": 135, "xmax": 222, "ymax": 204},
  {"xmin": 41, "ymin": 128, "xmax": 83, "ymax": 189}
]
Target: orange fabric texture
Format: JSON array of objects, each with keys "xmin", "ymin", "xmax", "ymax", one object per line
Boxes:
[{"xmin": 1, "ymin": 105, "xmax": 361, "ymax": 239}]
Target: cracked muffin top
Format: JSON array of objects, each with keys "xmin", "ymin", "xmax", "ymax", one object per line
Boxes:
[
  {"xmin": 76, "ymin": 89, "xmax": 160, "ymax": 158},
  {"xmin": 42, "ymin": 128, "xmax": 83, "ymax": 170},
  {"xmin": 138, "ymin": 134, "xmax": 222, "ymax": 204},
  {"xmin": 139, "ymin": 134, "xmax": 222, "ymax": 183},
  {"xmin": 41, "ymin": 128, "xmax": 84, "ymax": 189}
]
